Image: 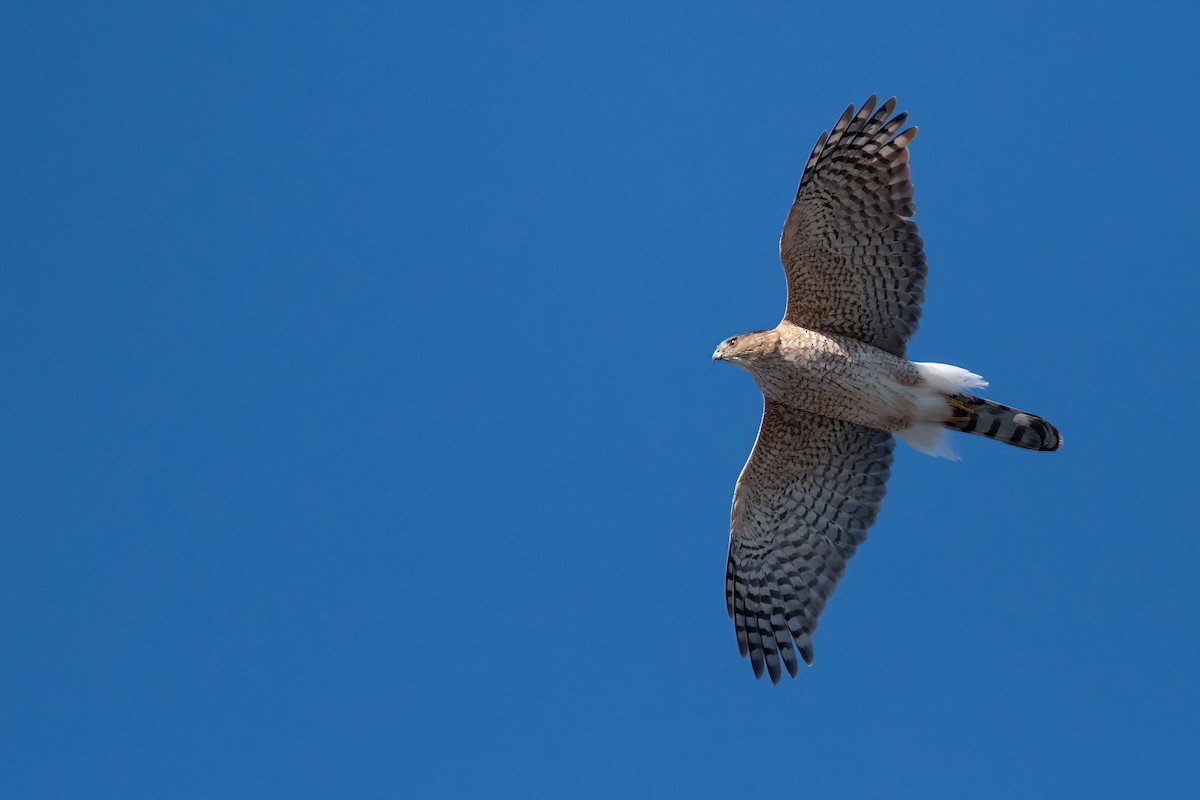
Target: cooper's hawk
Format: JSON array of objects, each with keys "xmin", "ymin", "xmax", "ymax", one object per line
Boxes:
[{"xmin": 713, "ymin": 95, "xmax": 1061, "ymax": 683}]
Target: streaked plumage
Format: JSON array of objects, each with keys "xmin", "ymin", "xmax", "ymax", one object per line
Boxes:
[{"xmin": 713, "ymin": 96, "xmax": 1061, "ymax": 683}]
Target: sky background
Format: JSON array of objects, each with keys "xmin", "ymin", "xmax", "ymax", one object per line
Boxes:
[{"xmin": 3, "ymin": 2, "xmax": 1199, "ymax": 797}]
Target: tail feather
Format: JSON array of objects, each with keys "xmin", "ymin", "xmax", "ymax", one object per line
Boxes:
[{"xmin": 945, "ymin": 394, "xmax": 1062, "ymax": 452}]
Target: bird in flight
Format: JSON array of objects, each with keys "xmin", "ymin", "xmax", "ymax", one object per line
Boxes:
[{"xmin": 713, "ymin": 95, "xmax": 1061, "ymax": 683}]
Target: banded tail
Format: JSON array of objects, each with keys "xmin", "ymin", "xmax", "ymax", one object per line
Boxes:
[{"xmin": 945, "ymin": 394, "xmax": 1062, "ymax": 452}]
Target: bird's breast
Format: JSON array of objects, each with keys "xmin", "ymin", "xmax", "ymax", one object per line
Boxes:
[{"xmin": 757, "ymin": 329, "xmax": 920, "ymax": 431}]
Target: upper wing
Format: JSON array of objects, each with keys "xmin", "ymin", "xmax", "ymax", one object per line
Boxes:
[
  {"xmin": 726, "ymin": 400, "xmax": 894, "ymax": 682},
  {"xmin": 779, "ymin": 95, "xmax": 926, "ymax": 356}
]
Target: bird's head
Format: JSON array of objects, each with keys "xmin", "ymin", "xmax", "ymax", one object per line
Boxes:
[{"xmin": 712, "ymin": 329, "xmax": 780, "ymax": 371}]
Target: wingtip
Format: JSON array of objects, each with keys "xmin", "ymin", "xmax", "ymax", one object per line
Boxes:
[
  {"xmin": 782, "ymin": 648, "xmax": 799, "ymax": 679},
  {"xmin": 854, "ymin": 95, "xmax": 879, "ymax": 126}
]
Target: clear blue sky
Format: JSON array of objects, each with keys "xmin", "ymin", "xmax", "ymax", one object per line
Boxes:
[{"xmin": 3, "ymin": 2, "xmax": 1198, "ymax": 797}]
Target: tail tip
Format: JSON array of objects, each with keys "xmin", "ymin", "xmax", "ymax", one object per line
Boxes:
[{"xmin": 1014, "ymin": 413, "xmax": 1062, "ymax": 451}]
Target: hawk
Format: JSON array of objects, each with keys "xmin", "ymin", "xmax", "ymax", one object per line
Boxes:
[{"xmin": 713, "ymin": 95, "xmax": 1061, "ymax": 683}]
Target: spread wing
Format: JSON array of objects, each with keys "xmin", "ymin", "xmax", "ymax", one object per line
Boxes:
[
  {"xmin": 726, "ymin": 400, "xmax": 894, "ymax": 682},
  {"xmin": 779, "ymin": 95, "xmax": 926, "ymax": 356}
]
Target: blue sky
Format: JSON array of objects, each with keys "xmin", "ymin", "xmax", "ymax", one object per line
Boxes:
[{"xmin": 3, "ymin": 2, "xmax": 1199, "ymax": 797}]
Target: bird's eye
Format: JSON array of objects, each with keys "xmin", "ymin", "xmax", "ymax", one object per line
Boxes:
[{"xmin": 727, "ymin": 337, "xmax": 738, "ymax": 347}]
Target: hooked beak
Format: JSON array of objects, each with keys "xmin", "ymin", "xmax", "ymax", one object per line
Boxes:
[{"xmin": 712, "ymin": 346, "xmax": 724, "ymax": 362}]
